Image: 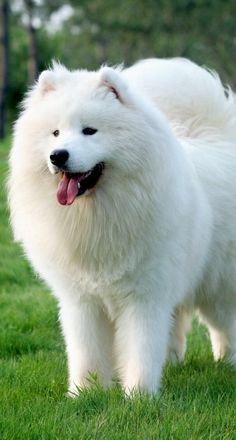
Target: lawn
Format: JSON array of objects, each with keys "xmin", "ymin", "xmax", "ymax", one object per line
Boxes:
[{"xmin": 1, "ymin": 137, "xmax": 236, "ymax": 440}]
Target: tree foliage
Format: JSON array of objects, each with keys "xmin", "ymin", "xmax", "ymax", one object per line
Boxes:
[{"xmin": 2, "ymin": 0, "xmax": 236, "ymax": 131}]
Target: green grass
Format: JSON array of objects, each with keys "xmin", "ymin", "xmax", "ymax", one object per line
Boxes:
[{"xmin": 1, "ymin": 138, "xmax": 236, "ymax": 440}]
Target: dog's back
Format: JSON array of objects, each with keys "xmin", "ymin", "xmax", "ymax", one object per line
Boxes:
[{"xmin": 123, "ymin": 57, "xmax": 236, "ymax": 141}]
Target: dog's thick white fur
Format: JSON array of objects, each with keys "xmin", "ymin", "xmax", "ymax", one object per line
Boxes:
[{"xmin": 8, "ymin": 57, "xmax": 236, "ymax": 395}]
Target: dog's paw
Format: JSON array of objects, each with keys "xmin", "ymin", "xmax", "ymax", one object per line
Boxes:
[
  {"xmin": 66, "ymin": 387, "xmax": 80, "ymax": 398},
  {"xmin": 168, "ymin": 348, "xmax": 184, "ymax": 365}
]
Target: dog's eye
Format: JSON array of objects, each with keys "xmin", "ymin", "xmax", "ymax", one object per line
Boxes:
[
  {"xmin": 53, "ymin": 130, "xmax": 60, "ymax": 137},
  {"xmin": 82, "ymin": 127, "xmax": 97, "ymax": 135}
]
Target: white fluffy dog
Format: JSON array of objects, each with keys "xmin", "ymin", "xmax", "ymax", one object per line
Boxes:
[{"xmin": 8, "ymin": 57, "xmax": 236, "ymax": 395}]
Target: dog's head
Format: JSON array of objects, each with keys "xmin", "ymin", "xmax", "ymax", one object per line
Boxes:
[{"xmin": 12, "ymin": 62, "xmax": 158, "ymax": 206}]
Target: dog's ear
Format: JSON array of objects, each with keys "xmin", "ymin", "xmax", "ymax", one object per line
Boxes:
[
  {"xmin": 37, "ymin": 70, "xmax": 57, "ymax": 95},
  {"xmin": 37, "ymin": 62, "xmax": 69, "ymax": 96},
  {"xmin": 100, "ymin": 67, "xmax": 130, "ymax": 104}
]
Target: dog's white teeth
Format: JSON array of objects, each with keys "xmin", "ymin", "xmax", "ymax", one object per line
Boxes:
[
  {"xmin": 85, "ymin": 171, "xmax": 92, "ymax": 178},
  {"xmin": 77, "ymin": 182, "xmax": 80, "ymax": 189}
]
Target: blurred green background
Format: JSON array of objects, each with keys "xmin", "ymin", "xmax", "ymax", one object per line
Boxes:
[{"xmin": 1, "ymin": 0, "xmax": 236, "ymax": 137}]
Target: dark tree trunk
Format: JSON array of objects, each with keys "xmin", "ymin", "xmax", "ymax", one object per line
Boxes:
[
  {"xmin": 0, "ymin": 0, "xmax": 10, "ymax": 139},
  {"xmin": 24, "ymin": 0, "xmax": 39, "ymax": 84}
]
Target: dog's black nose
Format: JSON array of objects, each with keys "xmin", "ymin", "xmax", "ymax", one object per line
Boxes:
[{"xmin": 50, "ymin": 149, "xmax": 69, "ymax": 168}]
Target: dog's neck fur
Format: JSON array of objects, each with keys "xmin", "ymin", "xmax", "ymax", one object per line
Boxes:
[{"xmin": 9, "ymin": 161, "xmax": 162, "ymax": 281}]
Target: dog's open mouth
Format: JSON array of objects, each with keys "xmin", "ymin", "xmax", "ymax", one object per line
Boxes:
[{"xmin": 57, "ymin": 162, "xmax": 104, "ymax": 205}]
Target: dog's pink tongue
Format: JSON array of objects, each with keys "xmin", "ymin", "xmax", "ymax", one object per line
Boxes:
[{"xmin": 57, "ymin": 174, "xmax": 79, "ymax": 205}]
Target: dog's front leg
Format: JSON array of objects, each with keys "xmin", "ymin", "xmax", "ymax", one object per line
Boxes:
[
  {"xmin": 115, "ymin": 293, "xmax": 172, "ymax": 395},
  {"xmin": 59, "ymin": 296, "xmax": 113, "ymax": 396}
]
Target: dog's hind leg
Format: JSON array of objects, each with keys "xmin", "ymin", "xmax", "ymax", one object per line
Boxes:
[
  {"xmin": 198, "ymin": 306, "xmax": 236, "ymax": 364},
  {"xmin": 168, "ymin": 305, "xmax": 192, "ymax": 364},
  {"xmin": 223, "ymin": 319, "xmax": 236, "ymax": 366},
  {"xmin": 207, "ymin": 325, "xmax": 228, "ymax": 361}
]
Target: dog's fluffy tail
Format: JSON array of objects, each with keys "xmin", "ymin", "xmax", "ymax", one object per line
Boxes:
[{"xmin": 124, "ymin": 58, "xmax": 236, "ymax": 141}]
